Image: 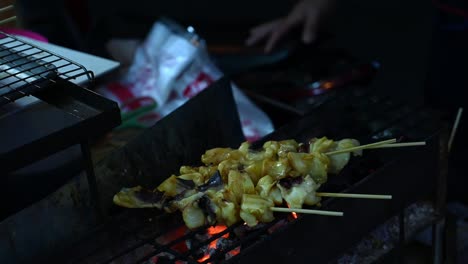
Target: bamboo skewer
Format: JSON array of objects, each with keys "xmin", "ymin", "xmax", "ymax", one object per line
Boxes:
[
  {"xmin": 366, "ymin": 142, "xmax": 426, "ymax": 149},
  {"xmin": 448, "ymin": 107, "xmax": 463, "ymax": 153},
  {"xmin": 325, "ymin": 138, "xmax": 397, "ymax": 155},
  {"xmin": 270, "ymin": 207, "xmax": 344, "ymax": 216},
  {"xmin": 316, "ymin": 192, "xmax": 392, "ymax": 200},
  {"xmin": 0, "ymin": 5, "xmax": 14, "ymax": 13},
  {"xmin": 0, "ymin": 15, "xmax": 16, "ymax": 26},
  {"xmin": 325, "ymin": 139, "xmax": 427, "ymax": 155}
]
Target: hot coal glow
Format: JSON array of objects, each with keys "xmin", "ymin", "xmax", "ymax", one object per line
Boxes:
[
  {"xmin": 287, "ymin": 203, "xmax": 298, "ymax": 219},
  {"xmin": 291, "ymin": 212, "xmax": 298, "ymax": 219},
  {"xmin": 197, "ymin": 225, "xmax": 239, "ymax": 263}
]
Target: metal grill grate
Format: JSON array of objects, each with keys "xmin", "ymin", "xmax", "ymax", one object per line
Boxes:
[
  {"xmin": 0, "ymin": 30, "xmax": 94, "ymax": 106},
  {"xmin": 56, "ymin": 77, "xmax": 442, "ymax": 263},
  {"xmin": 70, "ymin": 139, "xmax": 387, "ymax": 264},
  {"xmin": 135, "ymin": 221, "xmax": 275, "ymax": 264},
  {"xmin": 79, "ymin": 214, "xmax": 290, "ymax": 264}
]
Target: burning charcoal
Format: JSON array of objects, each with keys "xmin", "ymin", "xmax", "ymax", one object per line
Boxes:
[
  {"xmin": 190, "ymin": 244, "xmax": 209, "ymax": 260},
  {"xmin": 186, "ymin": 233, "xmax": 209, "ymax": 259},
  {"xmin": 146, "ymin": 252, "xmax": 176, "ymax": 264},
  {"xmin": 186, "ymin": 244, "xmax": 208, "ymax": 260},
  {"xmin": 225, "ymin": 246, "xmax": 241, "ymax": 260},
  {"xmin": 215, "ymin": 237, "xmax": 235, "ymax": 251},
  {"xmin": 201, "ymin": 237, "xmax": 239, "ymax": 262},
  {"xmin": 198, "ymin": 171, "xmax": 223, "ymax": 192},
  {"xmin": 207, "ymin": 249, "xmax": 223, "ymax": 261}
]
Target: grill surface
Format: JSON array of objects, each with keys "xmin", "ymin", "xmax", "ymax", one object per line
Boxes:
[
  {"xmin": 58, "ymin": 79, "xmax": 443, "ymax": 264},
  {"xmin": 0, "ymin": 31, "xmax": 93, "ymax": 106},
  {"xmin": 0, "ymin": 31, "xmax": 121, "ymax": 221}
]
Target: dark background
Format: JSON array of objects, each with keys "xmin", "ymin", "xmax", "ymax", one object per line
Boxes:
[
  {"xmin": 6, "ymin": 1, "xmax": 468, "ymax": 262},
  {"xmin": 14, "ymin": 0, "xmax": 449, "ymax": 102},
  {"xmin": 14, "ymin": 0, "xmax": 468, "ymax": 199}
]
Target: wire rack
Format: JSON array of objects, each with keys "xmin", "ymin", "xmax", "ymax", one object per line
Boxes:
[{"xmin": 0, "ymin": 30, "xmax": 94, "ymax": 106}]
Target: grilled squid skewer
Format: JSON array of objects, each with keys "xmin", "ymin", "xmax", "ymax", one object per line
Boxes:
[{"xmin": 113, "ymin": 137, "xmax": 363, "ymax": 229}]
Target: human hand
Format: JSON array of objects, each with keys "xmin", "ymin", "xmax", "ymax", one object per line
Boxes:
[{"xmin": 245, "ymin": 0, "xmax": 334, "ymax": 53}]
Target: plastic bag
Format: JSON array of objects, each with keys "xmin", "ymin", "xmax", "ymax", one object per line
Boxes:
[{"xmin": 98, "ymin": 19, "xmax": 274, "ymax": 141}]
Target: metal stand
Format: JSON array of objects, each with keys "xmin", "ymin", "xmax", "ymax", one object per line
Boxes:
[
  {"xmin": 81, "ymin": 141, "xmax": 103, "ymax": 221},
  {"xmin": 433, "ymin": 127, "xmax": 449, "ymax": 264},
  {"xmin": 398, "ymin": 210, "xmax": 406, "ymax": 263}
]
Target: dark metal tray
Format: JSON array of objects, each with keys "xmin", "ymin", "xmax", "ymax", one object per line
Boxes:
[
  {"xmin": 0, "ymin": 78, "xmax": 121, "ymax": 173},
  {"xmin": 54, "ymin": 77, "xmax": 443, "ymax": 264}
]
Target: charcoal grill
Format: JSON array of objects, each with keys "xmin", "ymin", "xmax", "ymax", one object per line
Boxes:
[
  {"xmin": 50, "ymin": 78, "xmax": 446, "ymax": 264},
  {"xmin": 0, "ymin": 31, "xmax": 121, "ymax": 219}
]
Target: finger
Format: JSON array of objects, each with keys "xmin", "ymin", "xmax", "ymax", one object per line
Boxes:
[
  {"xmin": 245, "ymin": 20, "xmax": 279, "ymax": 46},
  {"xmin": 264, "ymin": 19, "xmax": 296, "ymax": 53},
  {"xmin": 264, "ymin": 9, "xmax": 304, "ymax": 53},
  {"xmin": 302, "ymin": 13, "xmax": 318, "ymax": 44},
  {"xmin": 250, "ymin": 20, "xmax": 279, "ymax": 36}
]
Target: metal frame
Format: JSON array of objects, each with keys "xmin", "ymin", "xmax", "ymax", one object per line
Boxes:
[
  {"xmin": 0, "ymin": 31, "xmax": 120, "ymax": 219},
  {"xmin": 0, "ymin": 30, "xmax": 94, "ymax": 106},
  {"xmin": 59, "ymin": 82, "xmax": 445, "ymax": 263},
  {"xmin": 432, "ymin": 124, "xmax": 449, "ymax": 264}
]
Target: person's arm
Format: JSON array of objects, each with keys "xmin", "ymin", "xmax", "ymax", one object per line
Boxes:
[{"xmin": 245, "ymin": 0, "xmax": 334, "ymax": 53}]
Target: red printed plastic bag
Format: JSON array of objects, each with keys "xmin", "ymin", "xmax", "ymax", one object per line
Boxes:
[{"xmin": 98, "ymin": 19, "xmax": 274, "ymax": 141}]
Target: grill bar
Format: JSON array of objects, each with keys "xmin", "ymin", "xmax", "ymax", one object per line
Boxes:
[
  {"xmin": 57, "ymin": 74, "xmax": 441, "ymax": 264},
  {"xmin": 0, "ymin": 30, "xmax": 93, "ymax": 106},
  {"xmin": 104, "ymin": 101, "xmax": 431, "ymax": 263},
  {"xmin": 135, "ymin": 225, "xmax": 198, "ymax": 263},
  {"xmin": 0, "ymin": 41, "xmax": 23, "ymax": 51},
  {"xmin": 0, "ymin": 46, "xmax": 40, "ymax": 63},
  {"xmin": 100, "ymin": 225, "xmax": 185, "ymax": 264}
]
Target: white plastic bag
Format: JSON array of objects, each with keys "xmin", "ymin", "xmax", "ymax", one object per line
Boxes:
[{"xmin": 98, "ymin": 19, "xmax": 274, "ymax": 141}]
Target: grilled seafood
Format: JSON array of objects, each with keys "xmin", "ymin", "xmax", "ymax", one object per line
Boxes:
[{"xmin": 113, "ymin": 137, "xmax": 361, "ymax": 228}]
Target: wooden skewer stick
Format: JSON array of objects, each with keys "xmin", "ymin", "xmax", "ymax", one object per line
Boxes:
[
  {"xmin": 0, "ymin": 16, "xmax": 16, "ymax": 26},
  {"xmin": 325, "ymin": 138, "xmax": 397, "ymax": 155},
  {"xmin": 270, "ymin": 207, "xmax": 344, "ymax": 216},
  {"xmin": 0, "ymin": 5, "xmax": 14, "ymax": 13},
  {"xmin": 366, "ymin": 142, "xmax": 426, "ymax": 149},
  {"xmin": 316, "ymin": 192, "xmax": 392, "ymax": 200},
  {"xmin": 448, "ymin": 107, "xmax": 463, "ymax": 153}
]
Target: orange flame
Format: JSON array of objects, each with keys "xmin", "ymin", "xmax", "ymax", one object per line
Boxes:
[
  {"xmin": 291, "ymin": 212, "xmax": 298, "ymax": 219},
  {"xmin": 228, "ymin": 247, "xmax": 241, "ymax": 257},
  {"xmin": 323, "ymin": 81, "xmax": 334, "ymax": 89},
  {"xmin": 197, "ymin": 225, "xmax": 230, "ymax": 263},
  {"xmin": 207, "ymin": 225, "xmax": 228, "ymax": 237},
  {"xmin": 286, "ymin": 203, "xmax": 298, "ymax": 219},
  {"xmin": 198, "ymin": 254, "xmax": 210, "ymax": 263}
]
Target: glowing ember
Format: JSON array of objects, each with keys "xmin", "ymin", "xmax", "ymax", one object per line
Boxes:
[
  {"xmin": 198, "ymin": 254, "xmax": 210, "ymax": 263},
  {"xmin": 207, "ymin": 225, "xmax": 228, "ymax": 237},
  {"xmin": 291, "ymin": 212, "xmax": 298, "ymax": 219},
  {"xmin": 196, "ymin": 225, "xmax": 241, "ymax": 263},
  {"xmin": 287, "ymin": 204, "xmax": 298, "ymax": 219},
  {"xmin": 323, "ymin": 81, "xmax": 334, "ymax": 89},
  {"xmin": 227, "ymin": 247, "xmax": 241, "ymax": 257},
  {"xmin": 197, "ymin": 225, "xmax": 228, "ymax": 263}
]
